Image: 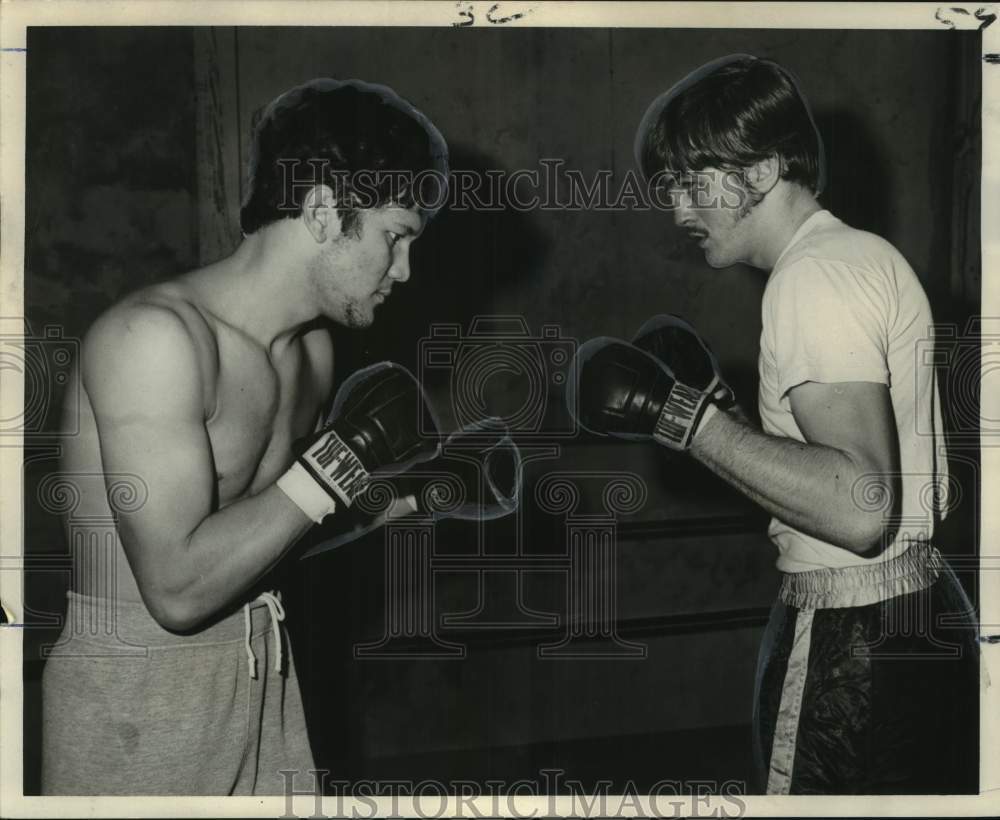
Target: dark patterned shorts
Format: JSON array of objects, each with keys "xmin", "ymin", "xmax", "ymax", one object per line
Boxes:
[{"xmin": 752, "ymin": 544, "xmax": 979, "ymax": 794}]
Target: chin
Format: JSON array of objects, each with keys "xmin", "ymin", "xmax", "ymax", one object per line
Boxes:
[
  {"xmin": 342, "ymin": 303, "xmax": 375, "ymax": 329},
  {"xmin": 703, "ymin": 247, "xmax": 738, "ymax": 269}
]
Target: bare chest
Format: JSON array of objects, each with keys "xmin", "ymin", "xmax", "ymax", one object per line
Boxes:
[{"xmin": 207, "ymin": 341, "xmax": 323, "ymax": 505}]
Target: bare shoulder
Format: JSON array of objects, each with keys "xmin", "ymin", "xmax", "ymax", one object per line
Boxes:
[{"xmin": 81, "ymin": 283, "xmax": 219, "ymax": 419}]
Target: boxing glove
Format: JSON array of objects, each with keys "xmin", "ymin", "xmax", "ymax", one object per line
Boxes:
[
  {"xmin": 632, "ymin": 314, "xmax": 735, "ymax": 409},
  {"xmin": 278, "ymin": 362, "xmax": 440, "ymax": 522},
  {"xmin": 389, "ymin": 421, "xmax": 521, "ymax": 521},
  {"xmin": 567, "ymin": 337, "xmax": 715, "ymax": 451},
  {"xmin": 300, "ymin": 421, "xmax": 522, "ymax": 558}
]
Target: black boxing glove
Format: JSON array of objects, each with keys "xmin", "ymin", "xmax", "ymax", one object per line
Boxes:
[
  {"xmin": 277, "ymin": 362, "xmax": 440, "ymax": 522},
  {"xmin": 566, "ymin": 337, "xmax": 716, "ymax": 451},
  {"xmin": 632, "ymin": 314, "xmax": 735, "ymax": 409},
  {"xmin": 300, "ymin": 421, "xmax": 521, "ymax": 558},
  {"xmin": 389, "ymin": 421, "xmax": 521, "ymax": 521}
]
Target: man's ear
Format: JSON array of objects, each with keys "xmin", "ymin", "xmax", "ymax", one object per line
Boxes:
[
  {"xmin": 745, "ymin": 156, "xmax": 781, "ymax": 195},
  {"xmin": 301, "ymin": 184, "xmax": 344, "ymax": 243}
]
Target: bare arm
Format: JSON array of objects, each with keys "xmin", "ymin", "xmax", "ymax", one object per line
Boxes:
[
  {"xmin": 689, "ymin": 380, "xmax": 900, "ymax": 554},
  {"xmin": 84, "ymin": 304, "xmax": 315, "ymax": 631}
]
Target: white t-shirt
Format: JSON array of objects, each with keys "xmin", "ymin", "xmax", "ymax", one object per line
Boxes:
[{"xmin": 758, "ymin": 210, "xmax": 948, "ymax": 573}]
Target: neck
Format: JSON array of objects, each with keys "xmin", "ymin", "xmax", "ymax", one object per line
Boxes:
[
  {"xmin": 188, "ymin": 225, "xmax": 317, "ymax": 353},
  {"xmin": 745, "ymin": 185, "xmax": 823, "ymax": 271}
]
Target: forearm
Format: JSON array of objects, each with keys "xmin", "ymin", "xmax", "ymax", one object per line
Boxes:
[
  {"xmin": 150, "ymin": 485, "xmax": 418, "ymax": 627},
  {"xmin": 136, "ymin": 486, "xmax": 315, "ymax": 630},
  {"xmin": 689, "ymin": 409, "xmax": 889, "ymax": 554}
]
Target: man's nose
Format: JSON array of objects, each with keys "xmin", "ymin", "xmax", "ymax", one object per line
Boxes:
[
  {"xmin": 673, "ymin": 201, "xmax": 693, "ymax": 228},
  {"xmin": 388, "ymin": 251, "xmax": 411, "ymax": 283},
  {"xmin": 672, "ymin": 190, "xmax": 695, "ymax": 228}
]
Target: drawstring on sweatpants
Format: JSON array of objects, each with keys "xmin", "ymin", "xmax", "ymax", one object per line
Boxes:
[{"xmin": 243, "ymin": 591, "xmax": 286, "ymax": 679}]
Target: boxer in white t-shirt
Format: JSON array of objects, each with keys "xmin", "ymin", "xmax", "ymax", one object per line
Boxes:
[{"xmin": 593, "ymin": 54, "xmax": 980, "ymax": 794}]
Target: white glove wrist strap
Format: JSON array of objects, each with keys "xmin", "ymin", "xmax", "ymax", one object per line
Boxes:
[
  {"xmin": 652, "ymin": 381, "xmax": 710, "ymax": 451},
  {"xmin": 277, "ymin": 461, "xmax": 339, "ymax": 523}
]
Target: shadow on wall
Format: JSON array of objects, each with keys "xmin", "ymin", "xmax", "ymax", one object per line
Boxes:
[
  {"xmin": 328, "ymin": 142, "xmax": 553, "ymax": 394},
  {"xmin": 814, "ymin": 107, "xmax": 892, "ymax": 240}
]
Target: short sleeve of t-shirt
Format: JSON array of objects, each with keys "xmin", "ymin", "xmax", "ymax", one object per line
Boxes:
[{"xmin": 768, "ymin": 256, "xmax": 891, "ymax": 407}]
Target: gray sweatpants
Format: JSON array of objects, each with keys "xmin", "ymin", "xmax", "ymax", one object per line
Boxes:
[{"xmin": 41, "ymin": 591, "xmax": 315, "ymax": 795}]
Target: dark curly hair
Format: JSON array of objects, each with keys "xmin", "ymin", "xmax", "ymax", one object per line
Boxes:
[
  {"xmin": 240, "ymin": 79, "xmax": 449, "ymax": 235},
  {"xmin": 635, "ymin": 55, "xmax": 825, "ymax": 195}
]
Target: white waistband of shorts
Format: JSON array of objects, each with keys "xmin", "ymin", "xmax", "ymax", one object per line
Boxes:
[{"xmin": 778, "ymin": 542, "xmax": 942, "ymax": 610}]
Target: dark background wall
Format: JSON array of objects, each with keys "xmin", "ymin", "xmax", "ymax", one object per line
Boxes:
[{"xmin": 22, "ymin": 26, "xmax": 981, "ymax": 793}]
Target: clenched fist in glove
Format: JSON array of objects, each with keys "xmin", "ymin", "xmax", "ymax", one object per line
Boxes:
[
  {"xmin": 632, "ymin": 314, "xmax": 736, "ymax": 410},
  {"xmin": 567, "ymin": 336, "xmax": 724, "ymax": 451},
  {"xmin": 388, "ymin": 422, "xmax": 521, "ymax": 521},
  {"xmin": 301, "ymin": 422, "xmax": 522, "ymax": 558},
  {"xmin": 277, "ymin": 362, "xmax": 441, "ymax": 523}
]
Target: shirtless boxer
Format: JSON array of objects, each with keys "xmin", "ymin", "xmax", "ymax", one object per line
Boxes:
[
  {"xmin": 572, "ymin": 55, "xmax": 978, "ymax": 793},
  {"xmin": 41, "ymin": 79, "xmax": 449, "ymax": 795}
]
